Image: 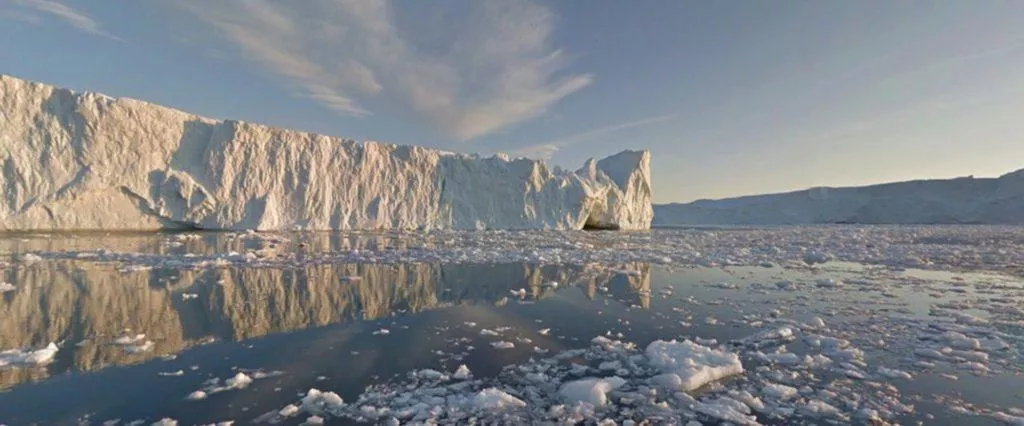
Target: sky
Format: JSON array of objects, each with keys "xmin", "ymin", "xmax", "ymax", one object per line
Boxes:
[{"xmin": 2, "ymin": 1, "xmax": 1024, "ymax": 203}]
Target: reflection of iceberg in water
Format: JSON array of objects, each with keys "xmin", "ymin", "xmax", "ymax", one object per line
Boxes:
[{"xmin": 0, "ymin": 260, "xmax": 649, "ymax": 389}]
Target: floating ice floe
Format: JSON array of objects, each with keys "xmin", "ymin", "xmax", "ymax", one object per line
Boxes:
[
  {"xmin": 559, "ymin": 377, "xmax": 627, "ymax": 407},
  {"xmin": 187, "ymin": 371, "xmax": 283, "ymax": 400},
  {"xmin": 0, "ymin": 282, "xmax": 15, "ymax": 293},
  {"xmin": 645, "ymin": 340, "xmax": 744, "ymax": 392}
]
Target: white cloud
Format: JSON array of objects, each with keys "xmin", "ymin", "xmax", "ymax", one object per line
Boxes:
[
  {"xmin": 176, "ymin": 0, "xmax": 591, "ymax": 141},
  {"xmin": 4, "ymin": 0, "xmax": 120, "ymax": 41},
  {"xmin": 510, "ymin": 114, "xmax": 676, "ymax": 159}
]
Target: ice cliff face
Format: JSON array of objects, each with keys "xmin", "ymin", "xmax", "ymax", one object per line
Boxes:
[
  {"xmin": 654, "ymin": 172, "xmax": 1024, "ymax": 226},
  {"xmin": 0, "ymin": 75, "xmax": 652, "ymax": 231}
]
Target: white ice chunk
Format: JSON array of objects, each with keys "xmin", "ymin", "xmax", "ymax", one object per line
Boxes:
[
  {"xmin": 645, "ymin": 340, "xmax": 743, "ymax": 391},
  {"xmin": 225, "ymin": 372, "xmax": 253, "ymax": 389},
  {"xmin": 559, "ymin": 377, "xmax": 627, "ymax": 407},
  {"xmin": 452, "ymin": 365, "xmax": 472, "ymax": 380},
  {"xmin": 470, "ymin": 388, "xmax": 526, "ymax": 410},
  {"xmin": 877, "ymin": 367, "xmax": 912, "ymax": 380},
  {"xmin": 761, "ymin": 383, "xmax": 798, "ymax": 400}
]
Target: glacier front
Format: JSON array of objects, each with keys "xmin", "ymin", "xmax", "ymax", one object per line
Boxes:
[{"xmin": 0, "ymin": 75, "xmax": 653, "ymax": 231}]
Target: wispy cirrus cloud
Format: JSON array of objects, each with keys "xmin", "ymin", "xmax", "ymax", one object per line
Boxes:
[
  {"xmin": 3, "ymin": 0, "xmax": 120, "ymax": 41},
  {"xmin": 510, "ymin": 114, "xmax": 676, "ymax": 159},
  {"xmin": 175, "ymin": 0, "xmax": 592, "ymax": 141}
]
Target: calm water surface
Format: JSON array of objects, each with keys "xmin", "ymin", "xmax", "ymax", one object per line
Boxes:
[{"xmin": 0, "ymin": 232, "xmax": 1021, "ymax": 425}]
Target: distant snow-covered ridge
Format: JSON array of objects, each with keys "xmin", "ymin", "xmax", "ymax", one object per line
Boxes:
[
  {"xmin": 655, "ymin": 171, "xmax": 1024, "ymax": 226},
  {"xmin": 0, "ymin": 75, "xmax": 652, "ymax": 231}
]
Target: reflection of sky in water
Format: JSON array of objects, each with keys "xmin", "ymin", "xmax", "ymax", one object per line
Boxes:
[{"xmin": 0, "ymin": 233, "xmax": 1022, "ymax": 425}]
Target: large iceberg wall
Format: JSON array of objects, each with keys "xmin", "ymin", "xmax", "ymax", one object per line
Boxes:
[{"xmin": 0, "ymin": 75, "xmax": 652, "ymax": 231}]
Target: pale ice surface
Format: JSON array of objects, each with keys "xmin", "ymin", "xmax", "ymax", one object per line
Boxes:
[{"xmin": 0, "ymin": 75, "xmax": 651, "ymax": 231}]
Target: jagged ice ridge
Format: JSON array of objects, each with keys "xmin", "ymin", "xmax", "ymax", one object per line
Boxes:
[{"xmin": 1, "ymin": 75, "xmax": 652, "ymax": 231}]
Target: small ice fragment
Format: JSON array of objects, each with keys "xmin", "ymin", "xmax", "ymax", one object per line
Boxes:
[
  {"xmin": 559, "ymin": 377, "xmax": 627, "ymax": 407},
  {"xmin": 413, "ymin": 369, "xmax": 447, "ymax": 380},
  {"xmin": 225, "ymin": 372, "xmax": 253, "ymax": 389},
  {"xmin": 0, "ymin": 282, "xmax": 15, "ymax": 293},
  {"xmin": 914, "ymin": 348, "xmax": 946, "ymax": 360},
  {"xmin": 452, "ymin": 365, "xmax": 472, "ymax": 380},
  {"xmin": 187, "ymin": 391, "xmax": 208, "ymax": 400},
  {"xmin": 990, "ymin": 411, "xmax": 1024, "ymax": 425},
  {"xmin": 151, "ymin": 419, "xmax": 177, "ymax": 426},
  {"xmin": 372, "ymin": 329, "xmax": 390, "ymax": 336},
  {"xmin": 539, "ymin": 328, "xmax": 551, "ymax": 335},
  {"xmin": 491, "ymin": 341, "xmax": 514, "ymax": 349},
  {"xmin": 877, "ymin": 367, "xmax": 912, "ymax": 380},
  {"xmin": 735, "ymin": 327, "xmax": 795, "ymax": 347},
  {"xmin": 159, "ymin": 370, "xmax": 184, "ymax": 377},
  {"xmin": 808, "ymin": 317, "xmax": 826, "ymax": 329},
  {"xmin": 470, "ymin": 388, "xmax": 526, "ymax": 410},
  {"xmin": 480, "ymin": 329, "xmax": 499, "ymax": 336},
  {"xmin": 303, "ymin": 416, "xmax": 324, "ymax": 425},
  {"xmin": 182, "ymin": 293, "xmax": 199, "ymax": 300},
  {"xmin": 800, "ymin": 400, "xmax": 845, "ymax": 419},
  {"xmin": 278, "ymin": 404, "xmax": 300, "ymax": 417},
  {"xmin": 762, "ymin": 383, "xmax": 798, "ymax": 400},
  {"xmin": 301, "ymin": 388, "xmax": 344, "ymax": 410}
]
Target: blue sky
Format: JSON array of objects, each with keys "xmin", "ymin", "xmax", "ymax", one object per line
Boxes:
[{"xmin": 2, "ymin": 0, "xmax": 1024, "ymax": 203}]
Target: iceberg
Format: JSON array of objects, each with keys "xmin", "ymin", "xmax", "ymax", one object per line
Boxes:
[{"xmin": 0, "ymin": 75, "xmax": 652, "ymax": 231}]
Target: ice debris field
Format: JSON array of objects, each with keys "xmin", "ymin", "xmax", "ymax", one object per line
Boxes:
[{"xmin": 0, "ymin": 225, "xmax": 1023, "ymax": 425}]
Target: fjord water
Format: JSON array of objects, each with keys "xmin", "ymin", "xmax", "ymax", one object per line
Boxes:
[{"xmin": 0, "ymin": 231, "xmax": 1022, "ymax": 425}]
